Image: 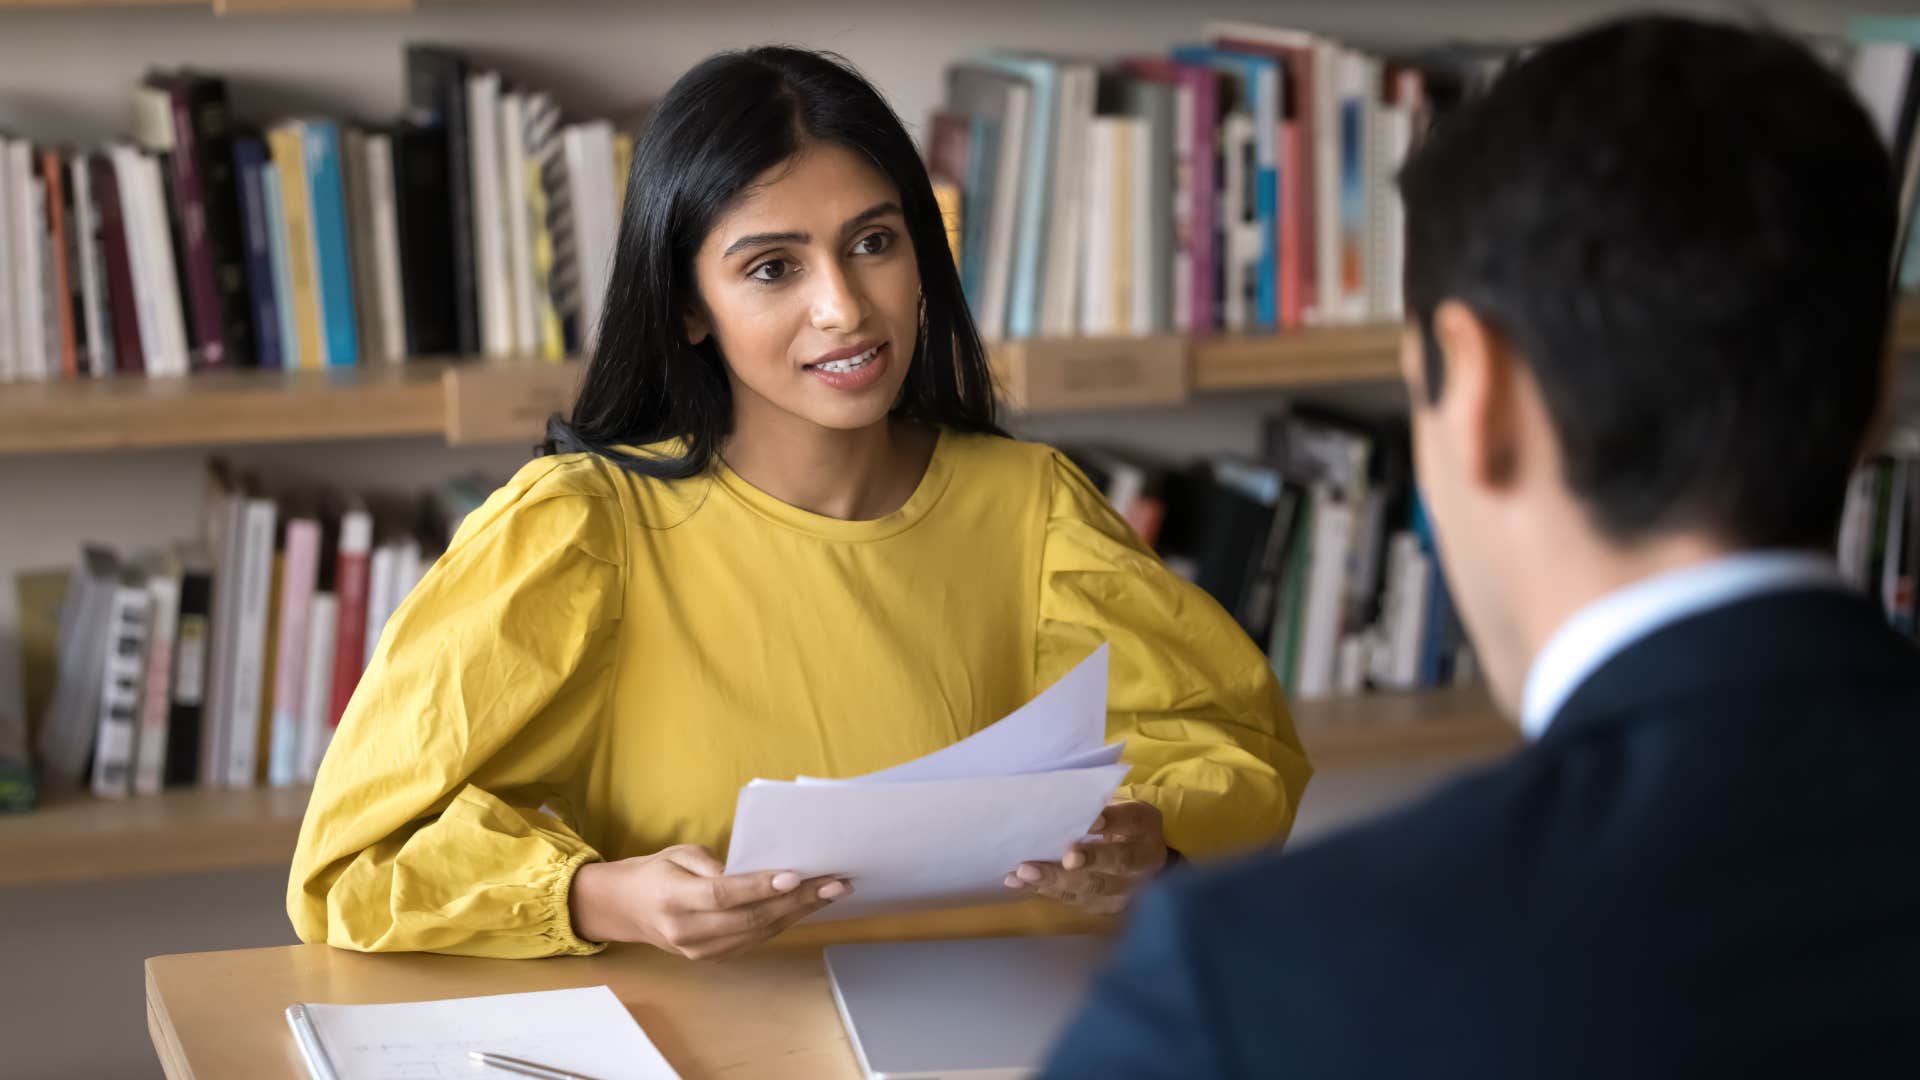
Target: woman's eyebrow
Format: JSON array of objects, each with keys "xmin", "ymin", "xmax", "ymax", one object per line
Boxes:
[{"xmin": 720, "ymin": 201, "xmax": 904, "ymax": 259}]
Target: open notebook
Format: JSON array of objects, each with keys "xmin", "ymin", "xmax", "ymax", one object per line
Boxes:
[{"xmin": 285, "ymin": 985, "xmax": 679, "ymax": 1080}]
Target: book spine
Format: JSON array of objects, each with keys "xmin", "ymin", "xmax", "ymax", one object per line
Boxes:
[
  {"xmin": 299, "ymin": 593, "xmax": 339, "ymax": 781},
  {"xmin": 365, "ymin": 135, "xmax": 408, "ymax": 364},
  {"xmin": 392, "ymin": 127, "xmax": 457, "ymax": 356},
  {"xmin": 261, "ymin": 162, "xmax": 301, "ymax": 369},
  {"xmin": 304, "ymin": 121, "xmax": 360, "ymax": 367},
  {"xmin": 87, "ymin": 157, "xmax": 144, "ymax": 376},
  {"xmin": 340, "ymin": 129, "xmax": 384, "ymax": 367},
  {"xmin": 234, "ymin": 136, "xmax": 284, "ymax": 370},
  {"xmin": 362, "ymin": 542, "xmax": 395, "ymax": 669},
  {"xmin": 70, "ymin": 156, "xmax": 114, "ymax": 377},
  {"xmin": 187, "ymin": 79, "xmax": 256, "ymax": 367},
  {"xmin": 12, "ymin": 144, "xmax": 50, "ymax": 380},
  {"xmin": 133, "ymin": 572, "xmax": 181, "ymax": 795},
  {"xmin": 138, "ymin": 154, "xmax": 193, "ymax": 377},
  {"xmin": 268, "ymin": 126, "xmax": 326, "ymax": 369},
  {"xmin": 269, "ymin": 519, "xmax": 320, "ymax": 787},
  {"xmin": 40, "ymin": 150, "xmax": 79, "ymax": 379},
  {"xmin": 468, "ymin": 73, "xmax": 512, "ymax": 359},
  {"xmin": 328, "ymin": 511, "xmax": 374, "ymax": 728},
  {"xmin": 224, "ymin": 497, "xmax": 277, "ymax": 788},
  {"xmin": 0, "ymin": 137, "xmax": 14, "ymax": 382},
  {"xmin": 163, "ymin": 83, "xmax": 228, "ymax": 369},
  {"xmin": 501, "ymin": 92, "xmax": 539, "ymax": 356},
  {"xmin": 404, "ymin": 46, "xmax": 478, "ymax": 354},
  {"xmin": 1186, "ymin": 68, "xmax": 1219, "ymax": 333},
  {"xmin": 165, "ymin": 567, "xmax": 212, "ymax": 786},
  {"xmin": 91, "ymin": 584, "xmax": 151, "ymax": 799}
]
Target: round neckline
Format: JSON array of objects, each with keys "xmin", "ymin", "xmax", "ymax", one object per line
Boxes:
[{"xmin": 712, "ymin": 427, "xmax": 955, "ymax": 542}]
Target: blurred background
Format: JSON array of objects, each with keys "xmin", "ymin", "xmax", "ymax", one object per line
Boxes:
[{"xmin": 2, "ymin": 1, "xmax": 1916, "ymax": 1075}]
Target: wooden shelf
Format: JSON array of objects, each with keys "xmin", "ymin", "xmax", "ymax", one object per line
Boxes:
[
  {"xmin": 0, "ymin": 689, "xmax": 1511, "ymax": 887},
  {"xmin": 0, "ymin": 784, "xmax": 309, "ymax": 888},
  {"xmin": 1192, "ymin": 322, "xmax": 1404, "ymax": 392},
  {"xmin": 1293, "ymin": 685, "xmax": 1517, "ymax": 765}
]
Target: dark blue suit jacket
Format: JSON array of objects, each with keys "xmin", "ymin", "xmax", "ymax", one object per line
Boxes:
[{"xmin": 1045, "ymin": 588, "xmax": 1920, "ymax": 1078}]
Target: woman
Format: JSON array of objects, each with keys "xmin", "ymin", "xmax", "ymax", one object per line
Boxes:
[{"xmin": 288, "ymin": 47, "xmax": 1310, "ymax": 961}]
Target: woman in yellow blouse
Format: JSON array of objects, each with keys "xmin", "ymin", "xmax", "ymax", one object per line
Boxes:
[{"xmin": 288, "ymin": 47, "xmax": 1311, "ymax": 960}]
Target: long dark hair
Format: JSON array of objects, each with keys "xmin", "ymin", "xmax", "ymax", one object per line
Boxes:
[{"xmin": 541, "ymin": 47, "xmax": 1005, "ymax": 477}]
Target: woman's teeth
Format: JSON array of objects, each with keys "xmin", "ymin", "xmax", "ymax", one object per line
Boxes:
[{"xmin": 815, "ymin": 346, "xmax": 879, "ymax": 373}]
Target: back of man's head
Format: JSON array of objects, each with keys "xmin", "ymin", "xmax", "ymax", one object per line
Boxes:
[{"xmin": 1400, "ymin": 14, "xmax": 1896, "ymax": 550}]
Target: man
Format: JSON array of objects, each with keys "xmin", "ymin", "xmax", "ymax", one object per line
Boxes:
[{"xmin": 1044, "ymin": 15, "xmax": 1920, "ymax": 1078}]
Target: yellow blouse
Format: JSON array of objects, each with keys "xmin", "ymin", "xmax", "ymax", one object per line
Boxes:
[{"xmin": 287, "ymin": 430, "xmax": 1311, "ymax": 958}]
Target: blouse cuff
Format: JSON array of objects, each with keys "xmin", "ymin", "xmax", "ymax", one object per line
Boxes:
[{"xmin": 546, "ymin": 848, "xmax": 608, "ymax": 956}]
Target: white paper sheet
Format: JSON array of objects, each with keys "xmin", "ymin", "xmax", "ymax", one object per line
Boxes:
[
  {"xmin": 285, "ymin": 985, "xmax": 677, "ymax": 1080},
  {"xmin": 726, "ymin": 763, "xmax": 1131, "ymax": 920}
]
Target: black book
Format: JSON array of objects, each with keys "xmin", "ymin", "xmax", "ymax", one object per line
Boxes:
[
  {"xmin": 392, "ymin": 125, "xmax": 459, "ymax": 356},
  {"xmin": 176, "ymin": 73, "xmax": 257, "ymax": 368},
  {"xmin": 165, "ymin": 561, "xmax": 213, "ymax": 786},
  {"xmin": 1158, "ymin": 463, "xmax": 1279, "ymax": 633},
  {"xmin": 404, "ymin": 46, "xmax": 479, "ymax": 355}
]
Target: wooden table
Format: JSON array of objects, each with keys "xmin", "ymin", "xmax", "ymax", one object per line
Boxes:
[{"xmin": 146, "ymin": 901, "xmax": 1111, "ymax": 1079}]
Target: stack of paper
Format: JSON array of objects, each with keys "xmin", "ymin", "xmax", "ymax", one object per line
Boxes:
[{"xmin": 725, "ymin": 645, "xmax": 1129, "ymax": 920}]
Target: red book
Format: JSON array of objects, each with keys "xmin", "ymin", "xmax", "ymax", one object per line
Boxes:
[
  {"xmin": 327, "ymin": 508, "xmax": 374, "ymax": 728},
  {"xmin": 1278, "ymin": 119, "xmax": 1305, "ymax": 328},
  {"xmin": 41, "ymin": 150, "xmax": 79, "ymax": 379},
  {"xmin": 89, "ymin": 157, "xmax": 146, "ymax": 375}
]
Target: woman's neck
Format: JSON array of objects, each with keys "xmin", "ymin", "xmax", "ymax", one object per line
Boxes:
[{"xmin": 721, "ymin": 415, "xmax": 937, "ymax": 521}]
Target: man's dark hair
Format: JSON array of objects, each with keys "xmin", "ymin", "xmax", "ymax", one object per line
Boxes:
[{"xmin": 1399, "ymin": 15, "xmax": 1896, "ymax": 548}]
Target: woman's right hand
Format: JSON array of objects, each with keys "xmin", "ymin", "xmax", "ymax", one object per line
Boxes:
[{"xmin": 568, "ymin": 845, "xmax": 849, "ymax": 959}]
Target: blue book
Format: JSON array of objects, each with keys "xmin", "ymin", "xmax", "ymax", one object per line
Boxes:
[
  {"xmin": 973, "ymin": 55, "xmax": 1059, "ymax": 340},
  {"xmin": 1850, "ymin": 15, "xmax": 1920, "ymax": 45},
  {"xmin": 302, "ymin": 120, "xmax": 360, "ymax": 367},
  {"xmin": 959, "ymin": 113, "xmax": 999, "ymax": 303},
  {"xmin": 260, "ymin": 162, "xmax": 301, "ymax": 370},
  {"xmin": 1174, "ymin": 45, "xmax": 1281, "ymax": 331},
  {"xmin": 232, "ymin": 136, "xmax": 283, "ymax": 370}
]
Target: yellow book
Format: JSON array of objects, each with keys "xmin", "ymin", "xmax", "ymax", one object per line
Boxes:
[
  {"xmin": 268, "ymin": 124, "xmax": 327, "ymax": 370},
  {"xmin": 932, "ymin": 179, "xmax": 962, "ymax": 269},
  {"xmin": 613, "ymin": 133, "xmax": 635, "ymax": 216}
]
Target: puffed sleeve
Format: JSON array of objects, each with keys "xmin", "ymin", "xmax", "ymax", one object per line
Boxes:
[
  {"xmin": 1037, "ymin": 451, "xmax": 1312, "ymax": 859},
  {"xmin": 287, "ymin": 457, "xmax": 624, "ymax": 958}
]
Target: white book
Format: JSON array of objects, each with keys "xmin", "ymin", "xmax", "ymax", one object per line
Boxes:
[
  {"xmin": 200, "ymin": 483, "xmax": 247, "ymax": 787},
  {"xmin": 500, "ymin": 92, "xmax": 538, "ymax": 357},
  {"xmin": 1295, "ymin": 487, "xmax": 1355, "ymax": 701},
  {"xmin": 70, "ymin": 155, "xmax": 112, "ymax": 377},
  {"xmin": 363, "ymin": 541, "xmax": 395, "ymax": 669},
  {"xmin": 1219, "ymin": 113, "xmax": 1254, "ymax": 333},
  {"xmin": 268, "ymin": 517, "xmax": 321, "ymax": 788},
  {"xmin": 1848, "ymin": 41, "xmax": 1914, "ymax": 148},
  {"xmin": 0, "ymin": 136, "xmax": 16, "ymax": 382},
  {"xmin": 39, "ymin": 548, "xmax": 120, "ymax": 790},
  {"xmin": 979, "ymin": 81, "xmax": 1029, "ymax": 342},
  {"xmin": 1041, "ymin": 63, "xmax": 1097, "ymax": 337},
  {"xmin": 564, "ymin": 121, "xmax": 618, "ymax": 354},
  {"xmin": 1374, "ymin": 97, "xmax": 1415, "ymax": 321},
  {"xmin": 133, "ymin": 568, "xmax": 181, "ymax": 795},
  {"xmin": 10, "ymin": 143, "xmax": 49, "ymax": 380},
  {"xmin": 109, "ymin": 148, "xmax": 162, "ymax": 380},
  {"xmin": 91, "ymin": 579, "xmax": 152, "ymax": 799},
  {"xmin": 1314, "ymin": 44, "xmax": 1341, "ymax": 325},
  {"xmin": 1079, "ymin": 118, "xmax": 1117, "ymax": 337},
  {"xmin": 365, "ymin": 134, "xmax": 408, "ymax": 364},
  {"xmin": 1170, "ymin": 82, "xmax": 1194, "ymax": 334},
  {"xmin": 137, "ymin": 154, "xmax": 192, "ymax": 376},
  {"xmin": 468, "ymin": 71, "xmax": 513, "ymax": 359},
  {"xmin": 223, "ymin": 496, "xmax": 278, "ymax": 789},
  {"xmin": 298, "ymin": 592, "xmax": 338, "ymax": 783},
  {"xmin": 1379, "ymin": 533, "xmax": 1432, "ymax": 690},
  {"xmin": 1129, "ymin": 114, "xmax": 1156, "ymax": 337}
]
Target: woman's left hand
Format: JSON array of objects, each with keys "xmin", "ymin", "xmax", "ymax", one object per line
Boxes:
[{"xmin": 1004, "ymin": 800, "xmax": 1168, "ymax": 916}]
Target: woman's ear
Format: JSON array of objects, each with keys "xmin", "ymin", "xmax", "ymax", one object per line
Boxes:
[{"xmin": 685, "ymin": 305, "xmax": 711, "ymax": 347}]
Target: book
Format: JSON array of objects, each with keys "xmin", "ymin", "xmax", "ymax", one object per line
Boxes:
[
  {"xmin": 36, "ymin": 547, "xmax": 120, "ymax": 790},
  {"xmin": 132, "ymin": 76, "xmax": 223, "ymax": 370},
  {"xmin": 364, "ymin": 133, "xmax": 409, "ymax": 364},
  {"xmin": 177, "ymin": 73, "xmax": 256, "ymax": 368},
  {"xmin": 944, "ymin": 65, "xmax": 1030, "ymax": 341},
  {"xmin": 90, "ymin": 573, "xmax": 152, "ymax": 799},
  {"xmin": 133, "ymin": 557, "xmax": 182, "ymax": 795},
  {"xmin": 268, "ymin": 515, "xmax": 321, "ymax": 787},
  {"xmin": 340, "ymin": 128, "xmax": 386, "ymax": 369},
  {"xmin": 523, "ymin": 94, "xmax": 567, "ymax": 362},
  {"xmin": 261, "ymin": 160, "xmax": 302, "ymax": 370},
  {"xmin": 9, "ymin": 140, "xmax": 49, "ymax": 380},
  {"xmin": 87, "ymin": 155, "xmax": 144, "ymax": 376},
  {"xmin": 69, "ymin": 154, "xmax": 116, "ymax": 378},
  {"xmin": 327, "ymin": 506, "xmax": 374, "ymax": 729},
  {"xmin": 268, "ymin": 124, "xmax": 325, "ymax": 368},
  {"xmin": 500, "ymin": 91, "xmax": 539, "ymax": 357},
  {"xmin": 1040, "ymin": 60, "xmax": 1097, "ymax": 338},
  {"xmin": 199, "ymin": 464, "xmax": 246, "ymax": 785},
  {"xmin": 0, "ymin": 136, "xmax": 15, "ymax": 381},
  {"xmin": 299, "ymin": 587, "xmax": 338, "ymax": 782},
  {"xmin": 233, "ymin": 135, "xmax": 284, "ymax": 370},
  {"xmin": 404, "ymin": 45, "xmax": 479, "ymax": 355},
  {"xmin": 127, "ymin": 147, "xmax": 195, "ymax": 377},
  {"xmin": 303, "ymin": 120, "xmax": 361, "ymax": 368},
  {"xmin": 222, "ymin": 495, "xmax": 278, "ymax": 787},
  {"xmin": 392, "ymin": 125, "xmax": 458, "ymax": 356},
  {"xmin": 467, "ymin": 70, "xmax": 512, "ymax": 359},
  {"xmin": 562, "ymin": 121, "xmax": 617, "ymax": 355},
  {"xmin": 971, "ymin": 54, "xmax": 1060, "ymax": 340},
  {"xmin": 1174, "ymin": 45, "xmax": 1282, "ymax": 331},
  {"xmin": 165, "ymin": 557, "xmax": 213, "ymax": 786}
]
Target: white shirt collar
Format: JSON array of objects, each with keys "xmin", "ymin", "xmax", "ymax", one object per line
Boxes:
[{"xmin": 1519, "ymin": 551, "xmax": 1846, "ymax": 739}]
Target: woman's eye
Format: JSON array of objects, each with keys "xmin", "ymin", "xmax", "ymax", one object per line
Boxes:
[
  {"xmin": 749, "ymin": 259, "xmax": 790, "ymax": 283},
  {"xmin": 854, "ymin": 231, "xmax": 892, "ymax": 256}
]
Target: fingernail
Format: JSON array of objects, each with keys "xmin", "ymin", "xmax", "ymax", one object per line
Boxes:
[
  {"xmin": 1016, "ymin": 864, "xmax": 1043, "ymax": 883},
  {"xmin": 1063, "ymin": 851, "xmax": 1085, "ymax": 870},
  {"xmin": 818, "ymin": 881, "xmax": 848, "ymax": 900},
  {"xmin": 771, "ymin": 872, "xmax": 800, "ymax": 892},
  {"xmin": 1092, "ymin": 817, "xmax": 1107, "ymax": 832},
  {"xmin": 1004, "ymin": 874, "xmax": 1023, "ymax": 889}
]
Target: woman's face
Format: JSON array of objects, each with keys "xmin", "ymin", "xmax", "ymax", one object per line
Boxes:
[{"xmin": 688, "ymin": 142, "xmax": 922, "ymax": 437}]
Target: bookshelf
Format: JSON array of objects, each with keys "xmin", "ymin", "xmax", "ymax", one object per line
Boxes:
[
  {"xmin": 0, "ymin": 686, "xmax": 1510, "ymax": 887},
  {"xmin": 6, "ymin": 301, "xmax": 1917, "ymax": 455}
]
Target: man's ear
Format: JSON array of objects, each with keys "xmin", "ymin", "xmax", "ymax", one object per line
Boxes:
[{"xmin": 1432, "ymin": 299, "xmax": 1521, "ymax": 489}]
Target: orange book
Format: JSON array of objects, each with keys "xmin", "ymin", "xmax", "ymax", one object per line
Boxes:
[{"xmin": 42, "ymin": 150, "xmax": 79, "ymax": 379}]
